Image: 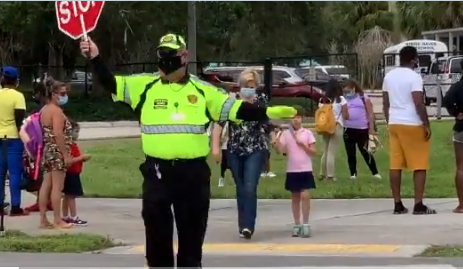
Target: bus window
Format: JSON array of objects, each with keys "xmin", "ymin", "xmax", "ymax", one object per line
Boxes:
[
  {"xmin": 430, "ymin": 59, "xmax": 446, "ymax": 74},
  {"xmin": 450, "ymin": 58, "xmax": 463, "ymax": 73},
  {"xmin": 418, "ymin": 55, "xmax": 431, "ymax": 68},
  {"xmin": 385, "ymin": 55, "xmax": 395, "ymax": 66}
]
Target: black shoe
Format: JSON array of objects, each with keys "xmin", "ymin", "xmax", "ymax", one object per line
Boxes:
[
  {"xmin": 393, "ymin": 201, "xmax": 408, "ymax": 214},
  {"xmin": 413, "ymin": 202, "xmax": 437, "ymax": 215},
  {"xmin": 241, "ymin": 228, "xmax": 252, "ymax": 239}
]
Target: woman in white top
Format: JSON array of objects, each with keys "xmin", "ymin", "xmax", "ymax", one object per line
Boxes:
[{"xmin": 319, "ymin": 79, "xmax": 349, "ymax": 181}]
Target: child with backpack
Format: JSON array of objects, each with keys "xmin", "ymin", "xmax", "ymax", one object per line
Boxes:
[
  {"xmin": 62, "ymin": 121, "xmax": 90, "ymax": 226},
  {"xmin": 315, "ymin": 79, "xmax": 349, "ymax": 181},
  {"xmin": 274, "ymin": 106, "xmax": 317, "ymax": 238},
  {"xmin": 20, "ymin": 111, "xmax": 53, "ymax": 212}
]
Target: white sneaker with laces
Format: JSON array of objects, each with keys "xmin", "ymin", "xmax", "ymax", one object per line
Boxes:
[
  {"xmin": 350, "ymin": 174, "xmax": 357, "ymax": 180},
  {"xmin": 218, "ymin": 178, "xmax": 225, "ymax": 187},
  {"xmin": 266, "ymin": 171, "xmax": 276, "ymax": 178},
  {"xmin": 260, "ymin": 173, "xmax": 267, "ymax": 178},
  {"xmin": 373, "ymin": 174, "xmax": 382, "ymax": 179}
]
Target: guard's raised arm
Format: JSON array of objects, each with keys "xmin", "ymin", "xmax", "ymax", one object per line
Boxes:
[
  {"xmin": 79, "ymin": 37, "xmax": 117, "ymax": 95},
  {"xmin": 80, "ymin": 37, "xmax": 158, "ymax": 110}
]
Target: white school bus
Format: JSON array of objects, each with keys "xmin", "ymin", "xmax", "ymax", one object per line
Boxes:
[{"xmin": 383, "ymin": 39, "xmax": 448, "ymax": 74}]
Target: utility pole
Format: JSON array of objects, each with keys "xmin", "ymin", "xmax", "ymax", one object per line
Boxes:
[{"xmin": 187, "ymin": 1, "xmax": 197, "ymax": 75}]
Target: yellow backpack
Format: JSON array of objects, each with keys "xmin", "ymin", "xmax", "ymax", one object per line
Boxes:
[{"xmin": 315, "ymin": 101, "xmax": 336, "ymax": 135}]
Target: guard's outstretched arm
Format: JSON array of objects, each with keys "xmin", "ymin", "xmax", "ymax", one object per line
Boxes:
[
  {"xmin": 90, "ymin": 56, "xmax": 117, "ymax": 95},
  {"xmin": 235, "ymin": 102, "xmax": 268, "ymax": 121}
]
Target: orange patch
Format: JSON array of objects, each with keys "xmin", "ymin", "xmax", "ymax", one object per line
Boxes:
[{"xmin": 187, "ymin": 95, "xmax": 198, "ymax": 104}]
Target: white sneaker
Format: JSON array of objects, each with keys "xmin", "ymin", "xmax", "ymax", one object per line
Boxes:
[
  {"xmin": 350, "ymin": 174, "xmax": 357, "ymax": 180},
  {"xmin": 373, "ymin": 174, "xmax": 382, "ymax": 179},
  {"xmin": 260, "ymin": 173, "xmax": 267, "ymax": 178},
  {"xmin": 218, "ymin": 178, "xmax": 225, "ymax": 187},
  {"xmin": 266, "ymin": 171, "xmax": 276, "ymax": 178}
]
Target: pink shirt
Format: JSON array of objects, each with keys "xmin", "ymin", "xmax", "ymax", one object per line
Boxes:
[{"xmin": 279, "ymin": 128, "xmax": 316, "ymax": 173}]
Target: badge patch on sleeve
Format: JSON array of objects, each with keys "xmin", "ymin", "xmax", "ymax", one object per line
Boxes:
[
  {"xmin": 154, "ymin": 99, "xmax": 168, "ymax": 109},
  {"xmin": 187, "ymin": 95, "xmax": 198, "ymax": 104}
]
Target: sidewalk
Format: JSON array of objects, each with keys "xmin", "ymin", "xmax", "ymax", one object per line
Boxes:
[{"xmin": 6, "ymin": 190, "xmax": 461, "ymax": 257}]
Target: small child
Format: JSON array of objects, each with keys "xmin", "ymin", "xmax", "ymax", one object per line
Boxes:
[
  {"xmin": 273, "ymin": 107, "xmax": 316, "ymax": 238},
  {"xmin": 62, "ymin": 121, "xmax": 91, "ymax": 226}
]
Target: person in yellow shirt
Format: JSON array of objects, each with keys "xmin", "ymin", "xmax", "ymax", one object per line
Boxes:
[{"xmin": 0, "ymin": 66, "xmax": 28, "ymax": 216}]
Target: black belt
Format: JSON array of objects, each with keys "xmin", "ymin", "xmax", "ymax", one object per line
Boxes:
[{"xmin": 146, "ymin": 156, "xmax": 207, "ymax": 166}]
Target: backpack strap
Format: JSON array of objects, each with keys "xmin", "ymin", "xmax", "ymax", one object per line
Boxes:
[{"xmin": 134, "ymin": 78, "xmax": 161, "ymax": 123}]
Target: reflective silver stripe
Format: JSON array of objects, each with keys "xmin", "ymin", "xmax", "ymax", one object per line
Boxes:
[
  {"xmin": 219, "ymin": 97, "xmax": 235, "ymax": 121},
  {"xmin": 123, "ymin": 77, "xmax": 131, "ymax": 105},
  {"xmin": 141, "ymin": 124, "xmax": 206, "ymax": 134}
]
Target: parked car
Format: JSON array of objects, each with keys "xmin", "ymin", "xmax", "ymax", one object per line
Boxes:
[
  {"xmin": 423, "ymin": 55, "xmax": 463, "ymax": 106},
  {"xmin": 201, "ymin": 65, "xmax": 324, "ymax": 101},
  {"xmin": 315, "ymin": 65, "xmax": 350, "ymax": 79},
  {"xmin": 33, "ymin": 70, "xmax": 93, "ymax": 91}
]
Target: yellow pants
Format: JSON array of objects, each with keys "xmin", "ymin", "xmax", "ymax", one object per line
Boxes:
[{"xmin": 388, "ymin": 124, "xmax": 430, "ymax": 171}]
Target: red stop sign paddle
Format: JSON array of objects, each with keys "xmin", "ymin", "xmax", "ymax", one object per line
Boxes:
[{"xmin": 55, "ymin": 1, "xmax": 105, "ymax": 40}]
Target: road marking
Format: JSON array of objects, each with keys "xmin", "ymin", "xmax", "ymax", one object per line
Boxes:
[
  {"xmin": 131, "ymin": 243, "xmax": 401, "ymax": 254},
  {"xmin": 140, "ymin": 264, "xmax": 456, "ymax": 269}
]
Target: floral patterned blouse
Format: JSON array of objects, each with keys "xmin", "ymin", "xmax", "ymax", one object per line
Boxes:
[{"xmin": 220, "ymin": 93, "xmax": 270, "ymax": 156}]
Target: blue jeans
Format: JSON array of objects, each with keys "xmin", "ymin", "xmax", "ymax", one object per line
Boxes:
[
  {"xmin": 0, "ymin": 139, "xmax": 24, "ymax": 207},
  {"xmin": 227, "ymin": 150, "xmax": 266, "ymax": 233}
]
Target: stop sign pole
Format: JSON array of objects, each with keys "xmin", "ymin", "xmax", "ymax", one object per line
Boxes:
[{"xmin": 55, "ymin": 1, "xmax": 105, "ymax": 40}]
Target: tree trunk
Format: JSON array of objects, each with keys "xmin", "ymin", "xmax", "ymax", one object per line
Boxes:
[{"xmin": 388, "ymin": 1, "xmax": 402, "ymax": 44}]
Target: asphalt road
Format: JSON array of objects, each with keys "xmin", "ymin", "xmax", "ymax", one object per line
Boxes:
[{"xmin": 2, "ymin": 253, "xmax": 463, "ymax": 268}]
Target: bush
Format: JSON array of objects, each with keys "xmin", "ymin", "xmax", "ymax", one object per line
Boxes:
[{"xmin": 25, "ymin": 93, "xmax": 137, "ymax": 122}]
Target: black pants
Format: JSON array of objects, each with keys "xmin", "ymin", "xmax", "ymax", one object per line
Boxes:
[
  {"xmin": 343, "ymin": 128, "xmax": 378, "ymax": 176},
  {"xmin": 220, "ymin": 149, "xmax": 228, "ymax": 177},
  {"xmin": 141, "ymin": 156, "xmax": 211, "ymax": 268}
]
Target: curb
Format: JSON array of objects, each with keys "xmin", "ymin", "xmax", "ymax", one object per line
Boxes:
[
  {"xmin": 79, "ymin": 121, "xmax": 140, "ymax": 128},
  {"xmin": 79, "ymin": 135, "xmax": 140, "ymax": 141},
  {"xmin": 100, "ymin": 243, "xmax": 429, "ymax": 258}
]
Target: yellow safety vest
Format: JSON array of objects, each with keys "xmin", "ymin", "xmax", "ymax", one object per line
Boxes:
[{"xmin": 112, "ymin": 73, "xmax": 242, "ymax": 159}]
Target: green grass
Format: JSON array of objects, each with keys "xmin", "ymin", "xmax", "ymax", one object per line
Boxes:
[
  {"xmin": 419, "ymin": 246, "xmax": 463, "ymax": 257},
  {"xmin": 0, "ymin": 230, "xmax": 115, "ymax": 253},
  {"xmin": 79, "ymin": 121, "xmax": 457, "ymax": 199}
]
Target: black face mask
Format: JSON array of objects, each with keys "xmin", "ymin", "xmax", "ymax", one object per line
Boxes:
[{"xmin": 157, "ymin": 56, "xmax": 184, "ymax": 75}]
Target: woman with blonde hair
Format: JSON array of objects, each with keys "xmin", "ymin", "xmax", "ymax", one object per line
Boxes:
[{"xmin": 213, "ymin": 68, "xmax": 269, "ymax": 239}]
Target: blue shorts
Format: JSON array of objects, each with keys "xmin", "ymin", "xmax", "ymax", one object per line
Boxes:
[
  {"xmin": 285, "ymin": 171, "xmax": 316, "ymax": 193},
  {"xmin": 63, "ymin": 172, "xmax": 84, "ymax": 197}
]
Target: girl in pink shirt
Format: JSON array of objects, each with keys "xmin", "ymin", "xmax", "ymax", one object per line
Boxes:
[{"xmin": 274, "ymin": 107, "xmax": 317, "ymax": 238}]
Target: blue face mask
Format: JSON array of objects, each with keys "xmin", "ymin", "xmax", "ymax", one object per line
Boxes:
[
  {"xmin": 240, "ymin": 87, "xmax": 256, "ymax": 97},
  {"xmin": 58, "ymin": 95, "xmax": 68, "ymax": 106},
  {"xmin": 345, "ymin": 92, "xmax": 356, "ymax": 100}
]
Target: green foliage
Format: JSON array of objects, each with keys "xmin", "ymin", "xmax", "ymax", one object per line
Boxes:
[
  {"xmin": 0, "ymin": 230, "xmax": 115, "ymax": 253},
  {"xmin": 1, "ymin": 1, "xmax": 461, "ymax": 96},
  {"xmin": 25, "ymin": 94, "xmax": 137, "ymax": 122}
]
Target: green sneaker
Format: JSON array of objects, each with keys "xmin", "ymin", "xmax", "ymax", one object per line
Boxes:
[
  {"xmin": 292, "ymin": 225, "xmax": 301, "ymax": 237},
  {"xmin": 301, "ymin": 224, "xmax": 311, "ymax": 238}
]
